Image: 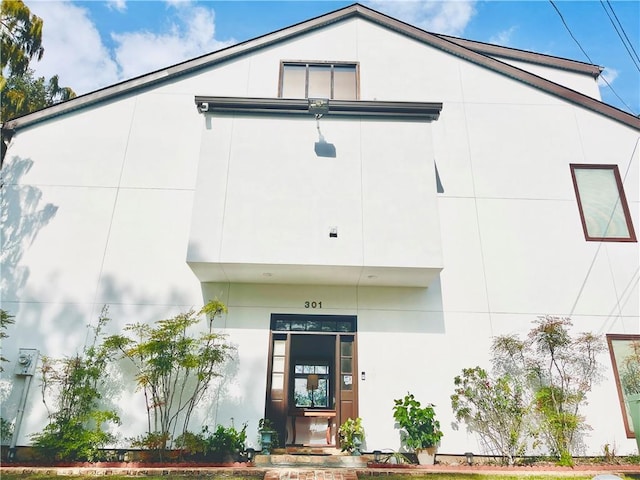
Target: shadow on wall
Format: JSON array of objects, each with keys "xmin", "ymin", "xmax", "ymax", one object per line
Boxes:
[{"xmin": 1, "ymin": 157, "xmax": 59, "ymax": 305}]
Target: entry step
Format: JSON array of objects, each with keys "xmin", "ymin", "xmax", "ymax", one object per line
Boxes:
[{"xmin": 256, "ymin": 454, "xmax": 369, "ymax": 468}]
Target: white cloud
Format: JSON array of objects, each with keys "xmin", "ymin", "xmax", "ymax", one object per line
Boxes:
[
  {"xmin": 598, "ymin": 67, "xmax": 618, "ymax": 87},
  {"xmin": 25, "ymin": 1, "xmax": 119, "ymax": 95},
  {"xmin": 23, "ymin": 1, "xmax": 234, "ymax": 95},
  {"xmin": 365, "ymin": 0, "xmax": 477, "ymax": 36},
  {"xmin": 489, "ymin": 26, "xmax": 517, "ymax": 46},
  {"xmin": 107, "ymin": 0, "xmax": 126, "ymax": 13},
  {"xmin": 111, "ymin": 4, "xmax": 233, "ymax": 82}
]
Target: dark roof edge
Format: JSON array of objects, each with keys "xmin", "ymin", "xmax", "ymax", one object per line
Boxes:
[
  {"xmin": 3, "ymin": 3, "xmax": 638, "ymax": 131},
  {"xmin": 437, "ymin": 34, "xmax": 603, "ymax": 77},
  {"xmin": 194, "ymin": 96, "xmax": 442, "ymax": 120}
]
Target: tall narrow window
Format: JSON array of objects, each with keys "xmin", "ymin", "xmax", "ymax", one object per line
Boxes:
[
  {"xmin": 570, "ymin": 164, "xmax": 636, "ymax": 242},
  {"xmin": 280, "ymin": 62, "xmax": 358, "ymax": 100}
]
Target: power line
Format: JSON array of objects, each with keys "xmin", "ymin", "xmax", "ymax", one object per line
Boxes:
[
  {"xmin": 606, "ymin": 0, "xmax": 640, "ymax": 66},
  {"xmin": 549, "ymin": 0, "xmax": 595, "ymax": 63},
  {"xmin": 600, "ymin": 0, "xmax": 640, "ymax": 72},
  {"xmin": 548, "ymin": 0, "xmax": 637, "ymax": 115}
]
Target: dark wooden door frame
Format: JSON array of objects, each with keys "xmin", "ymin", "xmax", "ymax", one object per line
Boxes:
[{"xmin": 264, "ymin": 314, "xmax": 358, "ymax": 447}]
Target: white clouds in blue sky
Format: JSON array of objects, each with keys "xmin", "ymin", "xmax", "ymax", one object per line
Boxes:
[{"xmin": 367, "ymin": 0, "xmax": 477, "ymax": 35}]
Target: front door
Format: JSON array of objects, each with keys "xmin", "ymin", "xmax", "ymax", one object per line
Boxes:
[{"xmin": 265, "ymin": 314, "xmax": 358, "ymax": 447}]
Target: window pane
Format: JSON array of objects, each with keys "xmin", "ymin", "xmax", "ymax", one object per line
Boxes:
[
  {"xmin": 574, "ymin": 167, "xmax": 632, "ymax": 239},
  {"xmin": 308, "ymin": 65, "xmax": 331, "ymax": 98},
  {"xmin": 294, "ymin": 377, "xmax": 329, "ymax": 407},
  {"xmin": 333, "ymin": 65, "xmax": 357, "ymax": 100},
  {"xmin": 340, "ymin": 341, "xmax": 353, "ymax": 357},
  {"xmin": 273, "ymin": 357, "xmax": 285, "ymax": 373},
  {"xmin": 273, "ymin": 340, "xmax": 286, "ymax": 356},
  {"xmin": 316, "ymin": 365, "xmax": 328, "ymax": 374},
  {"xmin": 341, "ymin": 358, "xmax": 352, "ymax": 373},
  {"xmin": 341, "ymin": 374, "xmax": 353, "ymax": 390},
  {"xmin": 274, "ymin": 319, "xmax": 289, "ymax": 331},
  {"xmin": 271, "ymin": 373, "xmax": 284, "ymax": 390},
  {"xmin": 281, "ymin": 64, "xmax": 306, "ymax": 98}
]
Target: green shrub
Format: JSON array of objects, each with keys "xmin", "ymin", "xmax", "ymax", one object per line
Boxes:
[{"xmin": 392, "ymin": 393, "xmax": 443, "ymax": 450}]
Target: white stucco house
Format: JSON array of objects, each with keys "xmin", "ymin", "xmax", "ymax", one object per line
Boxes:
[{"xmin": 1, "ymin": 3, "xmax": 639, "ymax": 457}]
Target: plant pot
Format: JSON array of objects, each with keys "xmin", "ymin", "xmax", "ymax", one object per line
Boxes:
[
  {"xmin": 260, "ymin": 430, "xmax": 273, "ymax": 455},
  {"xmin": 416, "ymin": 446, "xmax": 437, "ymax": 465},
  {"xmin": 351, "ymin": 436, "xmax": 362, "ymax": 456},
  {"xmin": 627, "ymin": 393, "xmax": 640, "ymax": 454}
]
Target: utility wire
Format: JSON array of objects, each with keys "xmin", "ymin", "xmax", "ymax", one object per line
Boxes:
[
  {"xmin": 606, "ymin": 0, "xmax": 640, "ymax": 65},
  {"xmin": 548, "ymin": 0, "xmax": 637, "ymax": 115},
  {"xmin": 600, "ymin": 0, "xmax": 640, "ymax": 72}
]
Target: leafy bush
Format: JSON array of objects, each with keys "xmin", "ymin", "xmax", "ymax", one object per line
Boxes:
[
  {"xmin": 338, "ymin": 417, "xmax": 364, "ymax": 453},
  {"xmin": 175, "ymin": 423, "xmax": 247, "ymax": 461},
  {"xmin": 392, "ymin": 393, "xmax": 442, "ymax": 450},
  {"xmin": 451, "ymin": 366, "xmax": 528, "ymax": 465}
]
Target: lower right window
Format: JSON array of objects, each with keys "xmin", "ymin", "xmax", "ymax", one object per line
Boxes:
[
  {"xmin": 570, "ymin": 164, "xmax": 636, "ymax": 242},
  {"xmin": 607, "ymin": 334, "xmax": 640, "ymax": 438}
]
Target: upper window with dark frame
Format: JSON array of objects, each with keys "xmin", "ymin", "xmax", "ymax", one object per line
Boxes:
[
  {"xmin": 570, "ymin": 164, "xmax": 636, "ymax": 242},
  {"xmin": 279, "ymin": 62, "xmax": 358, "ymax": 100}
]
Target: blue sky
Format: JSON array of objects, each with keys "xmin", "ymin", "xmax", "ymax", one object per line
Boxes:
[{"xmin": 25, "ymin": 0, "xmax": 640, "ymax": 115}]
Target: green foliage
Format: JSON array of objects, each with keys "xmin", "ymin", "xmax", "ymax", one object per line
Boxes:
[
  {"xmin": 0, "ymin": 309, "xmax": 15, "ymax": 371},
  {"xmin": 338, "ymin": 417, "xmax": 364, "ymax": 453},
  {"xmin": 619, "ymin": 341, "xmax": 640, "ymax": 395},
  {"xmin": 492, "ymin": 315, "xmax": 604, "ymax": 464},
  {"xmin": 207, "ymin": 423, "xmax": 247, "ymax": 458},
  {"xmin": 1, "ymin": 68, "xmax": 75, "ymax": 121},
  {"xmin": 0, "ymin": 0, "xmax": 43, "ymax": 83},
  {"xmin": 392, "ymin": 393, "xmax": 443, "ymax": 450},
  {"xmin": 451, "ymin": 366, "xmax": 528, "ymax": 465},
  {"xmin": 104, "ymin": 300, "xmax": 232, "ymax": 450},
  {"xmin": 0, "ymin": 416, "xmax": 13, "ymax": 444},
  {"xmin": 31, "ymin": 307, "xmax": 120, "ymax": 462},
  {"xmin": 175, "ymin": 423, "xmax": 247, "ymax": 460},
  {"xmin": 130, "ymin": 431, "xmax": 171, "ymax": 451}
]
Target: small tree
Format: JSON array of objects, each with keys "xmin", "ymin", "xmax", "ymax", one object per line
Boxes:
[
  {"xmin": 31, "ymin": 307, "xmax": 120, "ymax": 461},
  {"xmin": 451, "ymin": 366, "xmax": 528, "ymax": 465},
  {"xmin": 492, "ymin": 315, "xmax": 604, "ymax": 465},
  {"xmin": 105, "ymin": 300, "xmax": 232, "ymax": 452}
]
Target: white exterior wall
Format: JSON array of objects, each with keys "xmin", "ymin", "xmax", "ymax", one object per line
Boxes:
[
  {"xmin": 495, "ymin": 56, "xmax": 602, "ymax": 100},
  {"xmin": 1, "ymin": 16, "xmax": 638, "ymax": 455}
]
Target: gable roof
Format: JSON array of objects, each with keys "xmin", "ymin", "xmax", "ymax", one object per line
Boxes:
[{"xmin": 3, "ymin": 3, "xmax": 639, "ymax": 131}]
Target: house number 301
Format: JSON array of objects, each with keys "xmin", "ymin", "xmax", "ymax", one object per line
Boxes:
[{"xmin": 304, "ymin": 301, "xmax": 322, "ymax": 309}]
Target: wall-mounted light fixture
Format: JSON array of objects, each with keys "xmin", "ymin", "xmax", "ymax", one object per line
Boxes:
[{"xmin": 308, "ymin": 98, "xmax": 329, "ymax": 117}]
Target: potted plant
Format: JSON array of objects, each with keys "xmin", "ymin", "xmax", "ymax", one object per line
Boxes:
[
  {"xmin": 338, "ymin": 417, "xmax": 364, "ymax": 455},
  {"xmin": 619, "ymin": 341, "xmax": 640, "ymax": 453},
  {"xmin": 258, "ymin": 418, "xmax": 277, "ymax": 455},
  {"xmin": 392, "ymin": 393, "xmax": 443, "ymax": 465}
]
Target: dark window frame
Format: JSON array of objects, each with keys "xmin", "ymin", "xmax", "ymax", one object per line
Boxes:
[
  {"xmin": 570, "ymin": 164, "xmax": 636, "ymax": 242},
  {"xmin": 606, "ymin": 334, "xmax": 640, "ymax": 438},
  {"xmin": 278, "ymin": 61, "xmax": 360, "ymax": 100}
]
